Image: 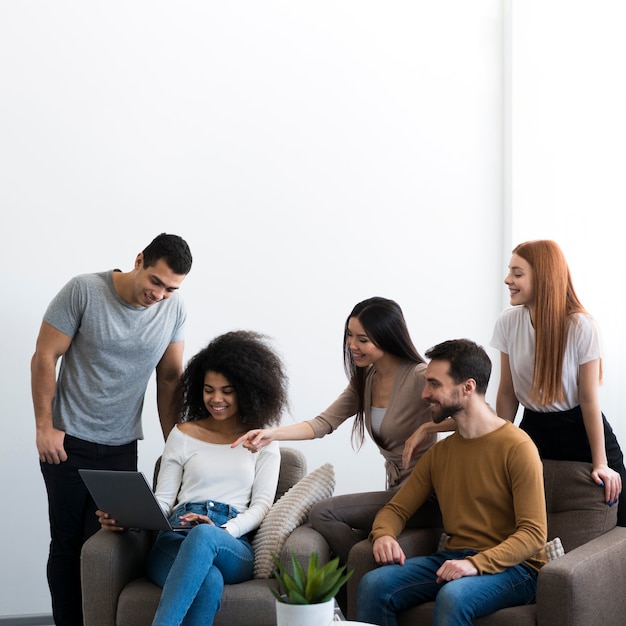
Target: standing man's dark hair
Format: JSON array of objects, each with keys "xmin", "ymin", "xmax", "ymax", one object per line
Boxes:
[
  {"xmin": 31, "ymin": 234, "xmax": 192, "ymax": 626},
  {"xmin": 142, "ymin": 232, "xmax": 193, "ymax": 275},
  {"xmin": 425, "ymin": 339, "xmax": 491, "ymax": 395}
]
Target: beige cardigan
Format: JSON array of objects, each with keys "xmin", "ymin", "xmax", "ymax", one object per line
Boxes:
[{"xmin": 307, "ymin": 360, "xmax": 436, "ymax": 489}]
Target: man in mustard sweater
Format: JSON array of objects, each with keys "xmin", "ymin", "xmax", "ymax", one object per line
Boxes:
[{"xmin": 356, "ymin": 339, "xmax": 547, "ymax": 626}]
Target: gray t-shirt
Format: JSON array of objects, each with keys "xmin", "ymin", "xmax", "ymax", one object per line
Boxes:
[{"xmin": 44, "ymin": 270, "xmax": 186, "ymax": 445}]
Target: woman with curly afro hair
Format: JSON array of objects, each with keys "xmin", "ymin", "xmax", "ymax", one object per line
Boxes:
[
  {"xmin": 98, "ymin": 330, "xmax": 288, "ymax": 625},
  {"xmin": 180, "ymin": 330, "xmax": 289, "ymax": 429}
]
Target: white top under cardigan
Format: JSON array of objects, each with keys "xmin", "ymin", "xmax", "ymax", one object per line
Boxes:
[
  {"xmin": 154, "ymin": 425, "xmax": 281, "ymax": 538},
  {"xmin": 490, "ymin": 306, "xmax": 602, "ymax": 412}
]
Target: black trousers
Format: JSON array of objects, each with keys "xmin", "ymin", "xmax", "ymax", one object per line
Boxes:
[
  {"xmin": 40, "ymin": 435, "xmax": 137, "ymax": 626},
  {"xmin": 521, "ymin": 406, "xmax": 626, "ymax": 526}
]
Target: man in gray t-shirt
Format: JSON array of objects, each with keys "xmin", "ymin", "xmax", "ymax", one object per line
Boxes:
[{"xmin": 31, "ymin": 233, "xmax": 192, "ymax": 626}]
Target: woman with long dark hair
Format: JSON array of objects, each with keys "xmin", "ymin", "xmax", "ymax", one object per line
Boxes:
[{"xmin": 234, "ymin": 297, "xmax": 446, "ymax": 566}]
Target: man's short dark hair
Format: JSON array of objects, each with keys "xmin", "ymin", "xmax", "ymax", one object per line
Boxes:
[
  {"xmin": 425, "ymin": 339, "xmax": 491, "ymax": 394},
  {"xmin": 142, "ymin": 233, "xmax": 192, "ymax": 275}
]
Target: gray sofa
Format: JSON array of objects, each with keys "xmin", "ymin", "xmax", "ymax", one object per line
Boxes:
[
  {"xmin": 80, "ymin": 447, "xmax": 332, "ymax": 626},
  {"xmin": 346, "ymin": 460, "xmax": 626, "ymax": 625}
]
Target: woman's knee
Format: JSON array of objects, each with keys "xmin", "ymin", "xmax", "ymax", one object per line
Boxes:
[
  {"xmin": 310, "ymin": 493, "xmax": 375, "ymax": 529},
  {"xmin": 180, "ymin": 524, "xmax": 226, "ymax": 557},
  {"xmin": 309, "ymin": 498, "xmax": 335, "ymax": 527},
  {"xmin": 191, "ymin": 522, "xmax": 222, "ymax": 539}
]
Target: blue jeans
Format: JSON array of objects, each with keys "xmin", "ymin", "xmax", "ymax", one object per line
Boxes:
[
  {"xmin": 146, "ymin": 501, "xmax": 255, "ymax": 626},
  {"xmin": 356, "ymin": 549, "xmax": 538, "ymax": 626}
]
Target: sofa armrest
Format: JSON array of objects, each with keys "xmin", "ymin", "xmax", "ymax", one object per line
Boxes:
[
  {"xmin": 279, "ymin": 523, "xmax": 332, "ymax": 572},
  {"xmin": 346, "ymin": 527, "xmax": 442, "ymax": 620},
  {"xmin": 537, "ymin": 527, "xmax": 626, "ymax": 626},
  {"xmin": 81, "ymin": 529, "xmax": 153, "ymax": 626}
]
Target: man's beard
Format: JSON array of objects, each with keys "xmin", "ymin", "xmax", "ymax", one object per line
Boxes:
[{"xmin": 431, "ymin": 402, "xmax": 463, "ymax": 424}]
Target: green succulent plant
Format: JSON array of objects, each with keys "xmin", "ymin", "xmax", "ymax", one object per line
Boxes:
[{"xmin": 272, "ymin": 551, "xmax": 353, "ymax": 605}]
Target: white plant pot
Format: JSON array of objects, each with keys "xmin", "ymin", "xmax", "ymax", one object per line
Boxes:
[{"xmin": 275, "ymin": 597, "xmax": 335, "ymax": 626}]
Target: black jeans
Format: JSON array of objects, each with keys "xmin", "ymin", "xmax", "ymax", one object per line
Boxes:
[
  {"xmin": 521, "ymin": 406, "xmax": 626, "ymax": 526},
  {"xmin": 40, "ymin": 434, "xmax": 137, "ymax": 626}
]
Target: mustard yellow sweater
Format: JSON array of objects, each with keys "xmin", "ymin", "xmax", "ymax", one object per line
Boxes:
[{"xmin": 370, "ymin": 421, "xmax": 547, "ymax": 573}]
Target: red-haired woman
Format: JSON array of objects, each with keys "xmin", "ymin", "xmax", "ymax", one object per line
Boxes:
[{"xmin": 491, "ymin": 239, "xmax": 625, "ymax": 525}]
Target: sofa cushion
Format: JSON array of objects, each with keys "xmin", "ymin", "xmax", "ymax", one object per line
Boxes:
[
  {"xmin": 544, "ymin": 536, "xmax": 564, "ymax": 561},
  {"xmin": 543, "ymin": 460, "xmax": 616, "ymax": 551},
  {"xmin": 275, "ymin": 447, "xmax": 308, "ymax": 501},
  {"xmin": 252, "ymin": 463, "xmax": 335, "ymax": 578}
]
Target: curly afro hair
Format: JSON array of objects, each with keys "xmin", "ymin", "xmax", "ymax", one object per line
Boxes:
[{"xmin": 181, "ymin": 330, "xmax": 289, "ymax": 428}]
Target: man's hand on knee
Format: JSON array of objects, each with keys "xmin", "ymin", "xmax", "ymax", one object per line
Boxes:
[{"xmin": 436, "ymin": 558, "xmax": 478, "ymax": 583}]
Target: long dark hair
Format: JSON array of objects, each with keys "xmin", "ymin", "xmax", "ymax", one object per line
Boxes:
[{"xmin": 343, "ymin": 297, "xmax": 424, "ymax": 448}]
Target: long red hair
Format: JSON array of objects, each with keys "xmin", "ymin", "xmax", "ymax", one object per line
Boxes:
[{"xmin": 513, "ymin": 240, "xmax": 599, "ymax": 404}]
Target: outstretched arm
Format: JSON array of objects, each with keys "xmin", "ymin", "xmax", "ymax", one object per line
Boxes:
[{"xmin": 232, "ymin": 421, "xmax": 315, "ymax": 452}]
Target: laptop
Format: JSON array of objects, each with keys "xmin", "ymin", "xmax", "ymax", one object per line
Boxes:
[{"xmin": 79, "ymin": 469, "xmax": 189, "ymax": 532}]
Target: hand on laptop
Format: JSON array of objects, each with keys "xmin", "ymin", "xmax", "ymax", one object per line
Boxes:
[
  {"xmin": 177, "ymin": 513, "xmax": 214, "ymax": 527},
  {"xmin": 96, "ymin": 509, "xmax": 126, "ymax": 532}
]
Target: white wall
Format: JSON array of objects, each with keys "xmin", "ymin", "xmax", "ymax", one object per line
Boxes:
[
  {"xmin": 1, "ymin": 0, "xmax": 504, "ymax": 616},
  {"xmin": 508, "ymin": 0, "xmax": 626, "ymax": 447}
]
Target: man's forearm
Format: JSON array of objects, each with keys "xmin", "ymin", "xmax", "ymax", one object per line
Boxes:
[
  {"xmin": 31, "ymin": 353, "xmax": 58, "ymax": 430},
  {"xmin": 157, "ymin": 378, "xmax": 182, "ymax": 440}
]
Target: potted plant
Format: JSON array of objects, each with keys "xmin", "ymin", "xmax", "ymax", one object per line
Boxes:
[{"xmin": 272, "ymin": 551, "xmax": 353, "ymax": 626}]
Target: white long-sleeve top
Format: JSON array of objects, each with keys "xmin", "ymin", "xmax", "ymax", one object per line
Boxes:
[{"xmin": 154, "ymin": 425, "xmax": 281, "ymax": 538}]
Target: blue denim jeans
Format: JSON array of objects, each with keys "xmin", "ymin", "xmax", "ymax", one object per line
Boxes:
[
  {"xmin": 356, "ymin": 549, "xmax": 538, "ymax": 626},
  {"xmin": 146, "ymin": 501, "xmax": 254, "ymax": 626}
]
